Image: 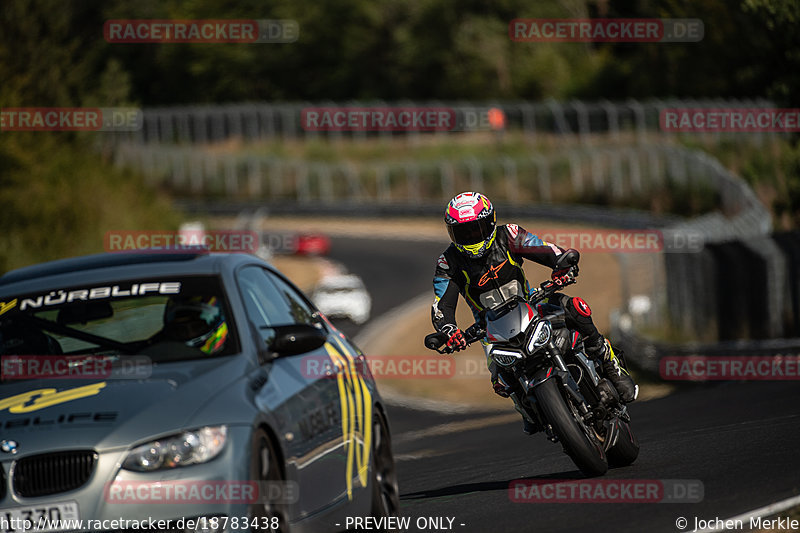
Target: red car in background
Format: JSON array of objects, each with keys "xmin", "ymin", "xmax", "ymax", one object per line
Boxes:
[{"xmin": 294, "ymin": 232, "xmax": 331, "ymax": 256}]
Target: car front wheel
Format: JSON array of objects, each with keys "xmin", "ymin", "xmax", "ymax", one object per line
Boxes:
[
  {"xmin": 249, "ymin": 428, "xmax": 289, "ymax": 532},
  {"xmin": 370, "ymin": 409, "xmax": 400, "ymax": 518}
]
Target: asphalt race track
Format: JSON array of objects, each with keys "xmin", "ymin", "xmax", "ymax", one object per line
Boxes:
[
  {"xmin": 390, "ymin": 381, "xmax": 800, "ymax": 533},
  {"xmin": 322, "ymin": 235, "xmax": 800, "ymax": 533},
  {"xmin": 326, "ymin": 236, "xmax": 449, "ymax": 339}
]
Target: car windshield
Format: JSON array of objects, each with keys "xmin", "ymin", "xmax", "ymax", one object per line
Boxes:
[{"xmin": 0, "ymin": 275, "xmax": 239, "ymax": 377}]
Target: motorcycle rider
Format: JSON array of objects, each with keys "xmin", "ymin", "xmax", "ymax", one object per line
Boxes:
[{"xmin": 431, "ymin": 192, "xmax": 637, "ymax": 433}]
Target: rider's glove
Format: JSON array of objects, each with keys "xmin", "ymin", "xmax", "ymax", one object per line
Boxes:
[
  {"xmin": 552, "ymin": 249, "xmax": 580, "ymax": 286},
  {"xmin": 551, "ymin": 268, "xmax": 574, "ymax": 287},
  {"xmin": 445, "ymin": 328, "xmax": 468, "ymax": 352}
]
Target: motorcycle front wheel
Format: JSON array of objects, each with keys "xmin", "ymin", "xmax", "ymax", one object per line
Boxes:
[
  {"xmin": 533, "ymin": 378, "xmax": 608, "ymax": 476},
  {"xmin": 606, "ymin": 417, "xmax": 639, "ymax": 467}
]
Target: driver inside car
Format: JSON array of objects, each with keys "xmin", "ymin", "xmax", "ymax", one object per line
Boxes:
[
  {"xmin": 153, "ymin": 295, "xmax": 230, "ymax": 355},
  {"xmin": 430, "ymin": 192, "xmax": 637, "ymax": 434}
]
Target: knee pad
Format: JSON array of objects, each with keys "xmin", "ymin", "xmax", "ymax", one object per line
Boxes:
[{"xmin": 562, "ymin": 295, "xmax": 598, "ymax": 338}]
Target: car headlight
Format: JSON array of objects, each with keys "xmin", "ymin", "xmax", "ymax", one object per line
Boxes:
[{"xmin": 122, "ymin": 426, "xmax": 227, "ymax": 472}]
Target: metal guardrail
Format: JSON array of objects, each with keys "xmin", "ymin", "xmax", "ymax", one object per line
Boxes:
[
  {"xmin": 611, "ymin": 318, "xmax": 800, "ymax": 376},
  {"xmin": 114, "ymin": 143, "xmax": 768, "ymax": 227},
  {"xmin": 107, "ymin": 98, "xmax": 780, "ymax": 145},
  {"xmin": 175, "ymin": 200, "xmax": 681, "ymax": 229}
]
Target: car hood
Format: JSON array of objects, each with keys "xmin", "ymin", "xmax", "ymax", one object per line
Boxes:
[{"xmin": 0, "ymin": 354, "xmax": 254, "ymax": 455}]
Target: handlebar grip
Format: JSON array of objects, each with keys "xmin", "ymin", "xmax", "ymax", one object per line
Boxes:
[{"xmin": 424, "ymin": 332, "xmax": 448, "ymax": 350}]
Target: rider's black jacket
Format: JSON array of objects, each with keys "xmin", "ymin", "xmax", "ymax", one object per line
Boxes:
[{"xmin": 432, "ymin": 224, "xmax": 569, "ymax": 334}]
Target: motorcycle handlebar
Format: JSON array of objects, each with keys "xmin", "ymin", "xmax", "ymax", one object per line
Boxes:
[
  {"xmin": 424, "ymin": 323, "xmax": 485, "ymax": 353},
  {"xmin": 424, "ymin": 276, "xmax": 576, "ymax": 353}
]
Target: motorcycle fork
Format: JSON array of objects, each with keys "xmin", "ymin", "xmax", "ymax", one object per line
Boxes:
[
  {"xmin": 565, "ymin": 349, "xmax": 622, "ymax": 425},
  {"xmin": 528, "ymin": 343, "xmax": 593, "ymax": 422}
]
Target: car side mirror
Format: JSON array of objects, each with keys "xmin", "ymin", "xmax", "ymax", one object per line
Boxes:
[
  {"xmin": 271, "ymin": 324, "xmax": 327, "ymax": 356},
  {"xmin": 250, "ymin": 322, "xmax": 328, "ymax": 364},
  {"xmin": 268, "ymin": 324, "xmax": 327, "ymax": 357}
]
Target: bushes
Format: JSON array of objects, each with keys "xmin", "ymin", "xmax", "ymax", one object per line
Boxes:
[{"xmin": 0, "ymin": 135, "xmax": 180, "ymax": 273}]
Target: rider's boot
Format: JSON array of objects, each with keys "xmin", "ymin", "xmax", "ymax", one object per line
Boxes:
[
  {"xmin": 520, "ymin": 413, "xmax": 538, "ymax": 435},
  {"xmin": 511, "ymin": 395, "xmax": 539, "ymax": 435},
  {"xmin": 492, "ymin": 375, "xmax": 538, "ymax": 434},
  {"xmin": 586, "ymin": 335, "xmax": 638, "ymax": 403}
]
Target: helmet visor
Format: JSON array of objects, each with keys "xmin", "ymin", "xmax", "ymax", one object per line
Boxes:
[{"xmin": 448, "ymin": 216, "xmax": 495, "ymax": 245}]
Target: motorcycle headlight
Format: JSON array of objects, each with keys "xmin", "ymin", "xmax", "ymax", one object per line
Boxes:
[
  {"xmin": 122, "ymin": 426, "xmax": 227, "ymax": 472},
  {"xmin": 527, "ymin": 321, "xmax": 552, "ymax": 353}
]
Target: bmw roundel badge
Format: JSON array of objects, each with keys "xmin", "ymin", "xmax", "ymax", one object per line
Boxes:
[{"xmin": 0, "ymin": 440, "xmax": 18, "ymax": 454}]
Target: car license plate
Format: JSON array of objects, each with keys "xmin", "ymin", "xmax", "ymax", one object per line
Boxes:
[{"xmin": 0, "ymin": 501, "xmax": 79, "ymax": 532}]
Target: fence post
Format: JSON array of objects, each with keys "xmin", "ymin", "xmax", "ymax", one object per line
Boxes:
[
  {"xmin": 171, "ymin": 150, "xmax": 186, "ymax": 189},
  {"xmin": 546, "ymin": 98, "xmax": 570, "ymax": 135},
  {"xmin": 533, "ymin": 155, "xmax": 551, "ymax": 202},
  {"xmin": 317, "ymin": 164, "xmax": 334, "ymax": 203},
  {"xmin": 626, "ymin": 148, "xmax": 643, "ymax": 195},
  {"xmin": 569, "ymin": 151, "xmax": 584, "ymax": 196},
  {"xmin": 190, "ymin": 153, "xmax": 203, "ymax": 193},
  {"xmin": 247, "ymin": 156, "xmax": 262, "ymax": 197},
  {"xmin": 590, "ymin": 150, "xmax": 606, "ymax": 193},
  {"xmin": 281, "ymin": 106, "xmax": 297, "ymax": 141},
  {"xmin": 627, "ymin": 99, "xmax": 646, "ymax": 145},
  {"xmin": 225, "ymin": 156, "xmax": 239, "ymax": 196},
  {"xmin": 297, "ymin": 162, "xmax": 311, "ymax": 203},
  {"xmin": 406, "ymin": 163, "xmax": 421, "ymax": 202},
  {"xmin": 466, "ymin": 158, "xmax": 484, "ymax": 193},
  {"xmin": 520, "ymin": 102, "xmax": 536, "ymax": 141},
  {"xmin": 502, "ymin": 157, "xmax": 518, "ymax": 204},
  {"xmin": 211, "ymin": 111, "xmax": 225, "ymax": 143},
  {"xmin": 572, "ymin": 100, "xmax": 590, "ymax": 146},
  {"xmin": 345, "ymin": 163, "xmax": 363, "ymax": 202},
  {"xmin": 608, "ymin": 149, "xmax": 624, "ymax": 199},
  {"xmin": 439, "ymin": 160, "xmax": 455, "ymax": 200},
  {"xmin": 601, "ymin": 100, "xmax": 620, "ymax": 143},
  {"xmin": 377, "ymin": 165, "xmax": 391, "ymax": 202}
]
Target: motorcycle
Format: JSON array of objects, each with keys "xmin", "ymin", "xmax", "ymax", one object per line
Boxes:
[{"xmin": 424, "ymin": 274, "xmax": 639, "ymax": 476}]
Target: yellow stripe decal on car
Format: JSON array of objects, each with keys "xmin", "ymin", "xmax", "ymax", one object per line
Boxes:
[
  {"xmin": 324, "ymin": 340, "xmax": 372, "ymax": 501},
  {"xmin": 0, "ymin": 382, "xmax": 106, "ymax": 414}
]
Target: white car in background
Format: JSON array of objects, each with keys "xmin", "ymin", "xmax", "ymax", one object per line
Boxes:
[{"xmin": 312, "ymin": 274, "xmax": 371, "ymax": 325}]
